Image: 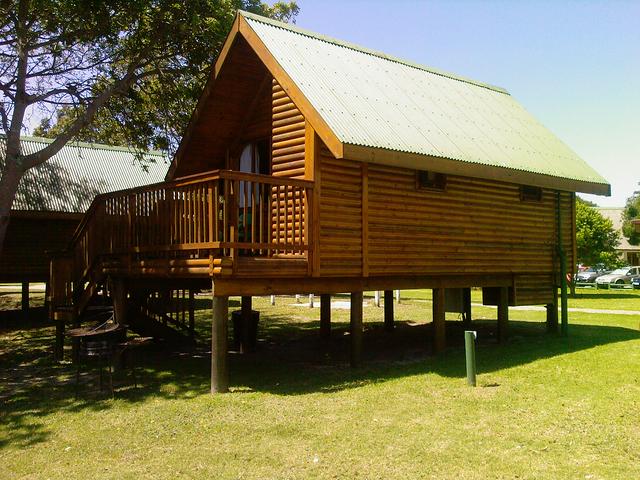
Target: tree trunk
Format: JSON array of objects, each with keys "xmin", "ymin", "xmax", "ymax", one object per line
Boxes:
[{"xmin": 0, "ymin": 160, "xmax": 25, "ymax": 253}]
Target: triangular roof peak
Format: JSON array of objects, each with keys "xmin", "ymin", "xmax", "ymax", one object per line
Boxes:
[
  {"xmin": 238, "ymin": 10, "xmax": 509, "ymax": 95},
  {"xmin": 170, "ymin": 10, "xmax": 610, "ymax": 196}
]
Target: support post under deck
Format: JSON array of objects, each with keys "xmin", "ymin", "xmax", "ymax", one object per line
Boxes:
[
  {"xmin": 111, "ymin": 278, "xmax": 127, "ymax": 326},
  {"xmin": 21, "ymin": 282, "xmax": 29, "ymax": 318},
  {"xmin": 350, "ymin": 292, "xmax": 363, "ymax": 367},
  {"xmin": 211, "ymin": 295, "xmax": 229, "ymax": 394},
  {"xmin": 432, "ymin": 288, "xmax": 446, "ymax": 354},
  {"xmin": 320, "ymin": 294, "xmax": 331, "ymax": 339},
  {"xmin": 384, "ymin": 290, "xmax": 394, "ymax": 332},
  {"xmin": 497, "ymin": 286, "xmax": 509, "ymax": 343}
]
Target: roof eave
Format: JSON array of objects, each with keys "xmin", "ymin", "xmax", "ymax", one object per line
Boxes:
[{"xmin": 343, "ymin": 143, "xmax": 611, "ymax": 196}]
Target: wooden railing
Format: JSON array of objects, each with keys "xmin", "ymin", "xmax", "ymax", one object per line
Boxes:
[{"xmin": 68, "ymin": 170, "xmax": 313, "ymax": 289}]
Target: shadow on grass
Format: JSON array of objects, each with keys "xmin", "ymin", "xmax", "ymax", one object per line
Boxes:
[
  {"xmin": 1, "ymin": 314, "xmax": 639, "ymax": 450},
  {"xmin": 570, "ymin": 292, "xmax": 640, "ymax": 300}
]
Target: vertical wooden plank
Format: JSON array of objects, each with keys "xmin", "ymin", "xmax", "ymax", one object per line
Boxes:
[
  {"xmin": 211, "ymin": 293, "xmax": 229, "ymax": 394},
  {"xmin": 320, "ymin": 294, "xmax": 331, "ymax": 339},
  {"xmin": 497, "ymin": 286, "xmax": 509, "ymax": 343},
  {"xmin": 361, "ymin": 163, "xmax": 369, "ymax": 277},
  {"xmin": 311, "ymin": 133, "xmax": 321, "ymax": 276},
  {"xmin": 350, "ymin": 291, "xmax": 363, "ymax": 367},
  {"xmin": 432, "ymin": 288, "xmax": 446, "ymax": 354},
  {"xmin": 208, "ymin": 183, "xmax": 214, "ymax": 244},
  {"xmin": 251, "ymin": 182, "xmax": 256, "ymax": 253},
  {"xmin": 384, "ymin": 290, "xmax": 394, "ymax": 332}
]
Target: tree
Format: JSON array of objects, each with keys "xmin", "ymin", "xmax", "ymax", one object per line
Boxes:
[
  {"xmin": 0, "ymin": 0, "xmax": 298, "ymax": 252},
  {"xmin": 575, "ymin": 197, "xmax": 621, "ymax": 267},
  {"xmin": 621, "ymin": 185, "xmax": 640, "ymax": 246}
]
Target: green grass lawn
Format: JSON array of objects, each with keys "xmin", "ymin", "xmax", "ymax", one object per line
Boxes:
[{"xmin": 2, "ymin": 292, "xmax": 640, "ymax": 479}]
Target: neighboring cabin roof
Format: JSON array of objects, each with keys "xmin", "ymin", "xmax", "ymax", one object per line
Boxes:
[
  {"xmin": 1, "ymin": 135, "xmax": 168, "ymax": 213},
  {"xmin": 598, "ymin": 208, "xmax": 639, "ymax": 252},
  {"xmin": 172, "ymin": 11, "xmax": 609, "ymax": 195}
]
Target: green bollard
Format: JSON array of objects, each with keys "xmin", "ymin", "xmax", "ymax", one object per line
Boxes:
[{"xmin": 465, "ymin": 330, "xmax": 477, "ymax": 387}]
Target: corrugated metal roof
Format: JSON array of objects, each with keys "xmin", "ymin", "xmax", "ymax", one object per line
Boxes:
[
  {"xmin": 241, "ymin": 11, "xmax": 609, "ymax": 189},
  {"xmin": 1, "ymin": 135, "xmax": 169, "ymax": 213}
]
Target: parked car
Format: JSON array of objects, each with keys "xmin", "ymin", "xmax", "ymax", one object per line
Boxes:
[
  {"xmin": 632, "ymin": 276, "xmax": 640, "ymax": 290},
  {"xmin": 575, "ymin": 266, "xmax": 610, "ymax": 284},
  {"xmin": 595, "ymin": 266, "xmax": 640, "ymax": 288}
]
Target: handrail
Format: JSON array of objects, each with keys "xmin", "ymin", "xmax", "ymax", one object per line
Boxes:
[
  {"xmin": 65, "ymin": 169, "xmax": 313, "ymax": 290},
  {"xmin": 70, "ymin": 169, "xmax": 313, "ymax": 246}
]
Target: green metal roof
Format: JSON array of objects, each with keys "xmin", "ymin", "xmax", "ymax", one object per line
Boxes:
[
  {"xmin": 240, "ymin": 11, "xmax": 609, "ymax": 193},
  {"xmin": 1, "ymin": 135, "xmax": 169, "ymax": 213}
]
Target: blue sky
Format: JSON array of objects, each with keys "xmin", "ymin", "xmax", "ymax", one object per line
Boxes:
[{"xmin": 296, "ymin": 0, "xmax": 640, "ymax": 207}]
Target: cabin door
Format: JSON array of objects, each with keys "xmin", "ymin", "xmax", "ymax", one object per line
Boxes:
[{"xmin": 238, "ymin": 141, "xmax": 269, "ymax": 252}]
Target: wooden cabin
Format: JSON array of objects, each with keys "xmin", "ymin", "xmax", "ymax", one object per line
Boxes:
[
  {"xmin": 49, "ymin": 11, "xmax": 610, "ymax": 392},
  {"xmin": 0, "ymin": 135, "xmax": 167, "ymax": 311}
]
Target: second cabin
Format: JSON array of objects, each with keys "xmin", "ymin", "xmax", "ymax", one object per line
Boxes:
[{"xmin": 50, "ymin": 11, "xmax": 610, "ymax": 391}]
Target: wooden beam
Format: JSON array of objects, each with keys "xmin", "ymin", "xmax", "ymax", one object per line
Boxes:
[
  {"xmin": 432, "ymin": 288, "xmax": 446, "ymax": 354},
  {"xmin": 350, "ymin": 291, "xmax": 363, "ymax": 367},
  {"xmin": 320, "ymin": 294, "xmax": 331, "ymax": 339},
  {"xmin": 211, "ymin": 294, "xmax": 229, "ymax": 393},
  {"xmin": 497, "ymin": 286, "xmax": 509, "ymax": 343},
  {"xmin": 384, "ymin": 290, "xmax": 394, "ymax": 332},
  {"xmin": 343, "ymin": 143, "xmax": 611, "ymax": 197},
  {"xmin": 212, "ymin": 273, "xmax": 514, "ymax": 297}
]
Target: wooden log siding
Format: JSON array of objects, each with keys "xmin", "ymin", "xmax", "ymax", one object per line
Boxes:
[
  {"xmin": 318, "ymin": 147, "xmax": 363, "ymax": 276},
  {"xmin": 271, "ymin": 80, "xmax": 307, "ymax": 252},
  {"xmin": 314, "ymin": 149, "xmax": 574, "ymax": 305}
]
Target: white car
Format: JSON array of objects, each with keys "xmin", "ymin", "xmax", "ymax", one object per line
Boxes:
[{"xmin": 595, "ymin": 266, "xmax": 640, "ymax": 288}]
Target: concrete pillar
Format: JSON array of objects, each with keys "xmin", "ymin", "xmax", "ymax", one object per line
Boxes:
[{"xmin": 211, "ymin": 295, "xmax": 229, "ymax": 393}]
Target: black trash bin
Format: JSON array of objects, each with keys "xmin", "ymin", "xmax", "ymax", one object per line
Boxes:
[{"xmin": 231, "ymin": 309, "xmax": 259, "ymax": 353}]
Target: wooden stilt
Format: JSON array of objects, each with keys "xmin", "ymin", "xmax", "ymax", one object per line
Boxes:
[
  {"xmin": 320, "ymin": 294, "xmax": 331, "ymax": 339},
  {"xmin": 546, "ymin": 287, "xmax": 559, "ymax": 333},
  {"xmin": 188, "ymin": 289, "xmax": 195, "ymax": 340},
  {"xmin": 384, "ymin": 290, "xmax": 394, "ymax": 332},
  {"xmin": 497, "ymin": 286, "xmax": 509, "ymax": 343},
  {"xmin": 240, "ymin": 296, "xmax": 252, "ymax": 354},
  {"xmin": 350, "ymin": 291, "xmax": 363, "ymax": 367},
  {"xmin": 111, "ymin": 278, "xmax": 127, "ymax": 325},
  {"xmin": 432, "ymin": 288, "xmax": 446, "ymax": 353},
  {"xmin": 374, "ymin": 291, "xmax": 381, "ymax": 307},
  {"xmin": 21, "ymin": 282, "xmax": 29, "ymax": 318},
  {"xmin": 211, "ymin": 295, "xmax": 229, "ymax": 393},
  {"xmin": 54, "ymin": 320, "xmax": 65, "ymax": 361},
  {"xmin": 462, "ymin": 288, "xmax": 472, "ymax": 326}
]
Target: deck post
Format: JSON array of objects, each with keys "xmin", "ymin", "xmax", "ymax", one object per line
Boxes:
[
  {"xmin": 309, "ymin": 294, "xmax": 314, "ymax": 308},
  {"xmin": 546, "ymin": 287, "xmax": 559, "ymax": 333},
  {"xmin": 350, "ymin": 291, "xmax": 363, "ymax": 367},
  {"xmin": 211, "ymin": 294, "xmax": 229, "ymax": 393},
  {"xmin": 395, "ymin": 290, "xmax": 401, "ymax": 304},
  {"xmin": 188, "ymin": 290, "xmax": 195, "ymax": 340},
  {"xmin": 374, "ymin": 291, "xmax": 381, "ymax": 307},
  {"xmin": 432, "ymin": 288, "xmax": 446, "ymax": 353},
  {"xmin": 497, "ymin": 287, "xmax": 509, "ymax": 343},
  {"xmin": 320, "ymin": 294, "xmax": 331, "ymax": 339},
  {"xmin": 240, "ymin": 296, "xmax": 252, "ymax": 354},
  {"xmin": 21, "ymin": 282, "xmax": 29, "ymax": 318},
  {"xmin": 111, "ymin": 278, "xmax": 127, "ymax": 326},
  {"xmin": 384, "ymin": 290, "xmax": 394, "ymax": 332},
  {"xmin": 462, "ymin": 288, "xmax": 472, "ymax": 326}
]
